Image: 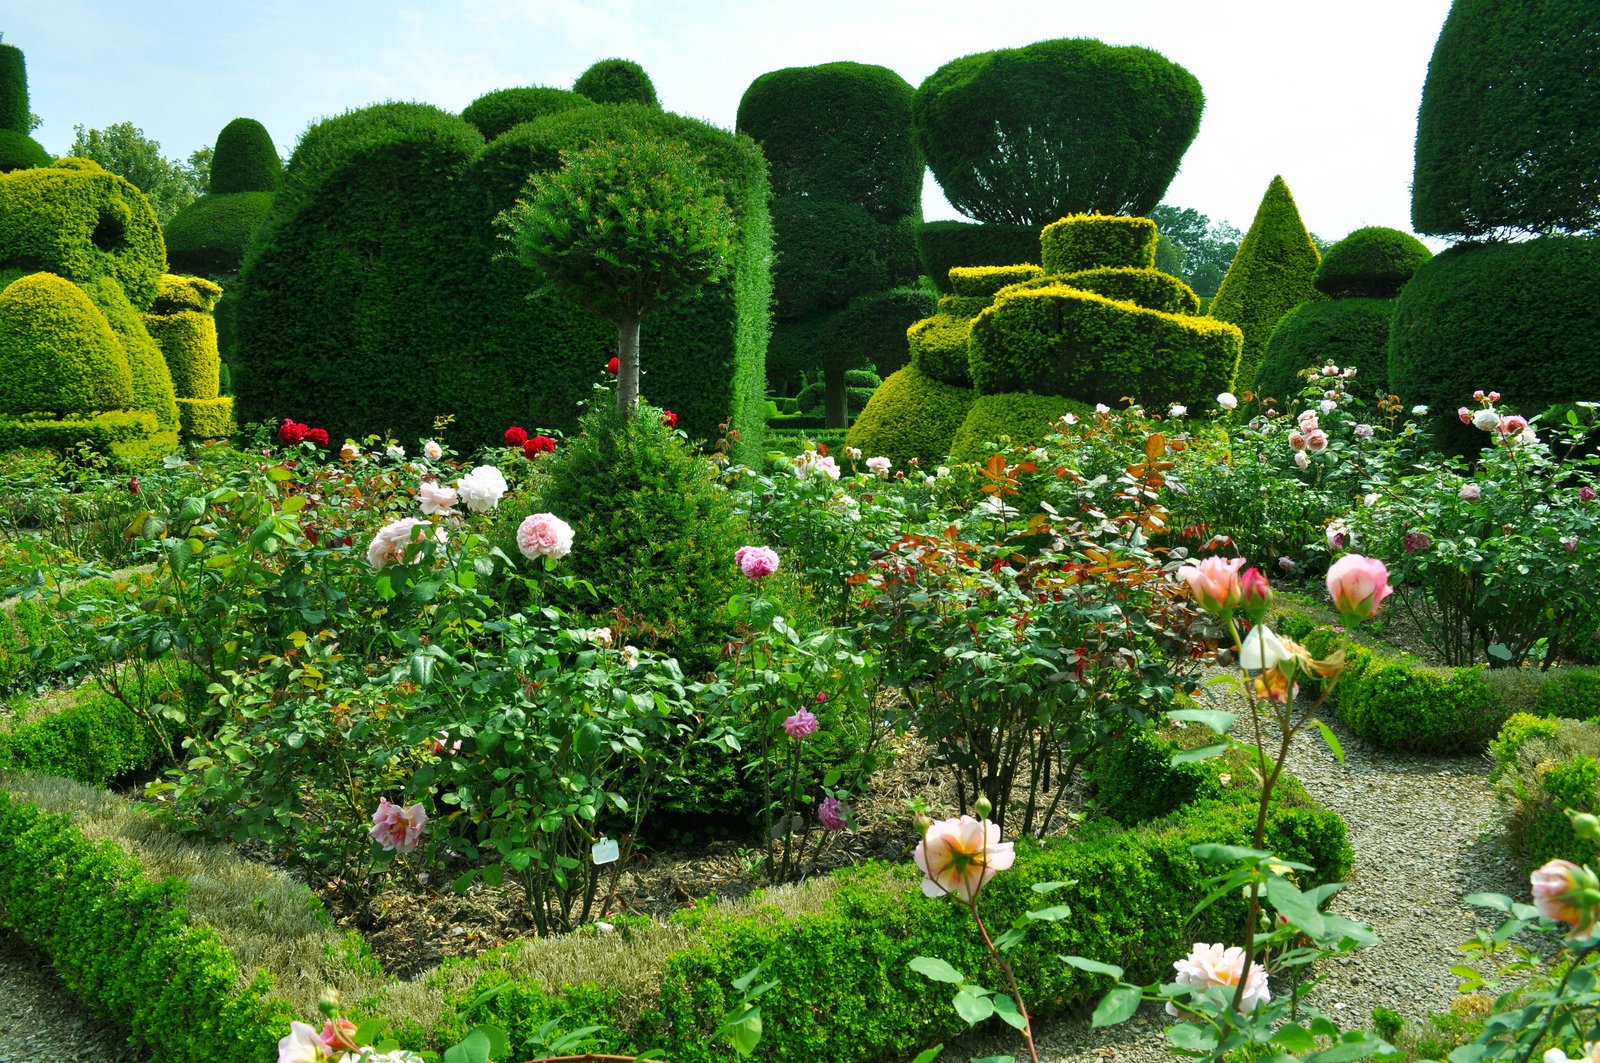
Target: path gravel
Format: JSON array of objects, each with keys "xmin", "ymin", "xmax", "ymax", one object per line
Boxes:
[{"xmin": 0, "ymin": 930, "xmax": 139, "ymax": 1063}]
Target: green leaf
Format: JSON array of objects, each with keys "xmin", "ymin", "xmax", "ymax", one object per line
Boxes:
[
  {"xmin": 1168, "ymin": 1021, "xmax": 1219, "ymax": 1052},
  {"xmin": 1091, "ymin": 984, "xmax": 1142, "ymax": 1027},
  {"xmin": 1031, "ymin": 880, "xmax": 1072, "ymax": 894},
  {"xmin": 1026, "ymin": 905, "xmax": 1072, "ymax": 922},
  {"xmin": 909, "ymin": 956, "xmax": 965, "ymax": 984},
  {"xmin": 1273, "ymin": 1024, "xmax": 1316, "ymax": 1053},
  {"xmin": 991, "ymin": 993, "xmax": 1027, "ymax": 1031},
  {"xmin": 1191, "ymin": 843, "xmax": 1270, "ymax": 862},
  {"xmin": 1062, "ymin": 955, "xmax": 1125, "ymax": 979},
  {"xmin": 1267, "ymin": 876, "xmax": 1326, "ymax": 938},
  {"xmin": 1488, "ymin": 642, "xmax": 1513, "ymax": 661},
  {"xmin": 953, "ymin": 986, "xmax": 995, "ymax": 1025},
  {"xmin": 1314, "ymin": 719, "xmax": 1345, "ymax": 763},
  {"xmin": 717, "ymin": 1005, "xmax": 762, "ymax": 1058},
  {"xmin": 1167, "ymin": 708, "xmax": 1236, "ymax": 734},
  {"xmin": 444, "ymin": 1028, "xmax": 491, "ymax": 1063},
  {"xmin": 909, "ymin": 1048, "xmax": 944, "ymax": 1063},
  {"xmin": 1170, "ymin": 742, "xmax": 1229, "ymax": 764}
]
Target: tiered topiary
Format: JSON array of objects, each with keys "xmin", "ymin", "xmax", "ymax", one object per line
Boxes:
[
  {"xmin": 163, "ymin": 118, "xmax": 281, "ymax": 277},
  {"xmin": 738, "ymin": 62, "xmax": 923, "ymax": 426},
  {"xmin": 0, "ymin": 43, "xmax": 49, "ymax": 173},
  {"xmin": 1255, "ymin": 226, "xmax": 1432, "ymax": 403},
  {"xmin": 844, "ymin": 363, "xmax": 976, "ymax": 468},
  {"xmin": 1207, "ymin": 175, "xmax": 1324, "ymax": 389},
  {"xmin": 853, "ymin": 215, "xmax": 1236, "ymax": 464},
  {"xmin": 143, "ymin": 274, "xmax": 234, "ymax": 439},
  {"xmin": 235, "ymin": 101, "xmax": 770, "ymax": 458},
  {"xmin": 460, "ymin": 87, "xmax": 592, "ymax": 141},
  {"xmin": 0, "ymin": 159, "xmax": 180, "ymax": 456},
  {"xmin": 917, "ymin": 221, "xmax": 1041, "ymax": 292},
  {"xmin": 572, "ymin": 59, "xmax": 660, "ymax": 107}
]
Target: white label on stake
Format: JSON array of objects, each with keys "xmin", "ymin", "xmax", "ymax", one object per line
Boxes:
[{"xmin": 592, "ymin": 836, "xmax": 620, "ymax": 866}]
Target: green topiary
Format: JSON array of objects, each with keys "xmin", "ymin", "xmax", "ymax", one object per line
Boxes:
[
  {"xmin": 460, "ymin": 87, "xmax": 592, "ymax": 141},
  {"xmin": 0, "ymin": 44, "xmax": 27, "ymax": 134},
  {"xmin": 1255, "ymin": 298, "xmax": 1395, "ymax": 404},
  {"xmin": 175, "ymin": 397, "xmax": 234, "ymax": 439},
  {"xmin": 948, "ymin": 391, "xmax": 1091, "ymax": 463},
  {"xmin": 818, "ymin": 286, "xmax": 936, "ymax": 380},
  {"xmin": 1040, "ymin": 214, "xmax": 1158, "ymax": 275},
  {"xmin": 938, "ymin": 294, "xmax": 991, "ymax": 318},
  {"xmin": 913, "ymin": 38, "xmax": 1203, "ymax": 225},
  {"xmin": 968, "ymin": 284, "xmax": 1242, "ymax": 408},
  {"xmin": 768, "ymin": 198, "xmax": 892, "ymax": 318},
  {"xmin": 164, "ymin": 191, "xmax": 276, "ymax": 276},
  {"xmin": 846, "ymin": 363, "xmax": 975, "ymax": 467},
  {"xmin": 0, "ymin": 129, "xmax": 48, "ymax": 173},
  {"xmin": 1412, "ymin": 0, "xmax": 1600, "ymax": 238},
  {"xmin": 0, "ymin": 272, "xmax": 133, "ymax": 415},
  {"xmin": 1050, "ymin": 266, "xmax": 1198, "ymax": 315},
  {"xmin": 0, "ymin": 162, "xmax": 168, "ymax": 310},
  {"xmin": 149, "ymin": 273, "xmax": 222, "ymax": 315},
  {"xmin": 918, "ymin": 221, "xmax": 1040, "ymax": 292},
  {"xmin": 949, "ymin": 264, "xmax": 1043, "ymax": 297},
  {"xmin": 528, "ymin": 400, "xmax": 750, "ymax": 672},
  {"xmin": 80, "ymin": 275, "xmax": 180, "ymax": 432},
  {"xmin": 207, "ymin": 118, "xmax": 281, "ymax": 195},
  {"xmin": 572, "ymin": 59, "xmax": 660, "ymax": 107},
  {"xmin": 1313, "ymin": 226, "xmax": 1433, "ymax": 298},
  {"xmin": 143, "ymin": 276, "xmax": 224, "ymax": 401},
  {"xmin": 1389, "ymin": 236, "xmax": 1600, "ymax": 453},
  {"xmin": 1207, "ymin": 175, "xmax": 1324, "ymax": 389},
  {"xmin": 907, "ymin": 312, "xmax": 975, "ymax": 386}
]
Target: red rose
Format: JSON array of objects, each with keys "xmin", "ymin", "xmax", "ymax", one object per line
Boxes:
[
  {"xmin": 278, "ymin": 419, "xmax": 306, "ymax": 445},
  {"xmin": 662, "ymin": 410, "xmax": 678, "ymax": 429},
  {"xmin": 504, "ymin": 426, "xmax": 529, "ymax": 447},
  {"xmin": 127, "ymin": 477, "xmax": 140, "ymax": 495},
  {"xmin": 305, "ymin": 427, "xmax": 330, "ymax": 447},
  {"xmin": 606, "ymin": 356, "xmax": 619, "ymax": 376},
  {"xmin": 523, "ymin": 435, "xmax": 555, "ymax": 457}
]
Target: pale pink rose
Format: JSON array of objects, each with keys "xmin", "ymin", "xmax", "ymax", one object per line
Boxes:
[
  {"xmin": 783, "ymin": 708, "xmax": 819, "ymax": 738},
  {"xmin": 370, "ymin": 797, "xmax": 427, "ymax": 853},
  {"xmin": 1297, "ymin": 410, "xmax": 1319, "ymax": 432},
  {"xmin": 735, "ymin": 545, "xmax": 780, "ymax": 579},
  {"xmin": 1326, "ymin": 554, "xmax": 1393, "ymax": 621},
  {"xmin": 1318, "ymin": 399, "xmax": 1336, "ymax": 414},
  {"xmin": 1321, "ymin": 365, "xmax": 1339, "ymax": 377},
  {"xmin": 1305, "ymin": 429, "xmax": 1329, "ymax": 452},
  {"xmin": 1168, "ymin": 942, "xmax": 1271, "ymax": 1015},
  {"xmin": 1288, "ymin": 431, "xmax": 1307, "ymax": 452},
  {"xmin": 1177, "ymin": 556, "xmax": 1245, "ymax": 615},
  {"xmin": 1353, "ymin": 424, "xmax": 1374, "ymax": 440},
  {"xmin": 1499, "ymin": 415, "xmax": 1530, "ymax": 436},
  {"xmin": 819, "ymin": 796, "xmax": 848, "ymax": 831},
  {"xmin": 320, "ymin": 1019, "xmax": 360, "ymax": 1054},
  {"xmin": 1489, "ymin": 390, "xmax": 1501, "ymax": 401},
  {"xmin": 418, "ymin": 481, "xmax": 458, "ymax": 516},
  {"xmin": 914, "ymin": 815, "xmax": 1016, "ymax": 902},
  {"xmin": 367, "ymin": 518, "xmax": 436, "ymax": 570},
  {"xmin": 1294, "ymin": 451, "xmax": 1310, "ymax": 469},
  {"xmin": 517, "ymin": 513, "xmax": 574, "ymax": 560},
  {"xmin": 423, "ymin": 439, "xmax": 443, "ymax": 461},
  {"xmin": 866, "ymin": 455, "xmax": 892, "ymax": 478},
  {"xmin": 1460, "ymin": 482, "xmax": 1482, "ymax": 501},
  {"xmin": 1474, "ymin": 389, "xmax": 1486, "ymax": 401},
  {"xmin": 279, "ymin": 1022, "xmax": 327, "ymax": 1063},
  {"xmin": 1532, "ymin": 859, "xmax": 1600, "ymax": 939}
]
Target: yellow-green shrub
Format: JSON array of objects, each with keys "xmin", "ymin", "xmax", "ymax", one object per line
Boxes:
[
  {"xmin": 948, "ymin": 263, "xmax": 1042, "ymax": 296},
  {"xmin": 846, "ymin": 363, "xmax": 975, "ymax": 466},
  {"xmin": 949, "ymin": 391, "xmax": 1090, "ymax": 463},
  {"xmin": 1040, "ymin": 214, "xmax": 1157, "ymax": 275},
  {"xmin": 176, "ymin": 397, "xmax": 234, "ymax": 439},
  {"xmin": 906, "ymin": 312, "xmax": 974, "ymax": 385},
  {"xmin": 0, "ymin": 272, "xmax": 132, "ymax": 415}
]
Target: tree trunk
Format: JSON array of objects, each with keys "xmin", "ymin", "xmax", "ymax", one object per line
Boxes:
[
  {"xmin": 617, "ymin": 309, "xmax": 642, "ymax": 417},
  {"xmin": 823, "ymin": 362, "xmax": 849, "ymax": 429}
]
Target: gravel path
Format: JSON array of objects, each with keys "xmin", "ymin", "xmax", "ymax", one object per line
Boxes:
[
  {"xmin": 0, "ymin": 930, "xmax": 139, "ymax": 1063},
  {"xmin": 957, "ymin": 709, "xmax": 1522, "ymax": 1063}
]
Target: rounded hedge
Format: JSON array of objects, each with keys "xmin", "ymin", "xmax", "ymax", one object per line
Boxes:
[
  {"xmin": 913, "ymin": 38, "xmax": 1203, "ymax": 225},
  {"xmin": 80, "ymin": 275, "xmax": 179, "ymax": 432},
  {"xmin": 819, "ymin": 285, "xmax": 936, "ymax": 379},
  {"xmin": 917, "ymin": 221, "xmax": 1040, "ymax": 292},
  {"xmin": 907, "ymin": 313, "xmax": 974, "ymax": 386},
  {"xmin": 737, "ymin": 62, "xmax": 921, "ymax": 217},
  {"xmin": 144, "ymin": 310, "xmax": 220, "ymax": 401},
  {"xmin": 149, "ymin": 273, "xmax": 222, "ymax": 315},
  {"xmin": 770, "ymin": 198, "xmax": 892, "ymax": 318},
  {"xmin": 0, "ymin": 272, "xmax": 132, "ymax": 416},
  {"xmin": 950, "ymin": 264, "xmax": 1042, "ymax": 298},
  {"xmin": 1040, "ymin": 214, "xmax": 1158, "ymax": 275},
  {"xmin": 1255, "ymin": 298, "xmax": 1395, "ymax": 405},
  {"xmin": 1412, "ymin": 0, "xmax": 1600, "ymax": 238},
  {"xmin": 846, "ymin": 363, "xmax": 975, "ymax": 467},
  {"xmin": 0, "ymin": 163, "xmax": 167, "ymax": 310},
  {"xmin": 949, "ymin": 391, "xmax": 1090, "ymax": 463},
  {"xmin": 0, "ymin": 130, "xmax": 48, "ymax": 173},
  {"xmin": 1313, "ymin": 227, "xmax": 1433, "ymax": 298},
  {"xmin": 1390, "ymin": 237, "xmax": 1600, "ymax": 452},
  {"xmin": 0, "ymin": 45, "xmax": 28, "ymax": 136},
  {"xmin": 208, "ymin": 118, "xmax": 281, "ymax": 195},
  {"xmin": 163, "ymin": 191, "xmax": 275, "ymax": 276},
  {"xmin": 572, "ymin": 59, "xmax": 659, "ymax": 107},
  {"xmin": 460, "ymin": 87, "xmax": 591, "ymax": 142}
]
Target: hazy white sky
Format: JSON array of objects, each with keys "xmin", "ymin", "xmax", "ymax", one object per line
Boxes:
[{"xmin": 8, "ymin": 0, "xmax": 1452, "ymax": 240}]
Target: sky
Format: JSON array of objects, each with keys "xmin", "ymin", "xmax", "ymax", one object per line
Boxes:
[{"xmin": 6, "ymin": 0, "xmax": 1454, "ymax": 243}]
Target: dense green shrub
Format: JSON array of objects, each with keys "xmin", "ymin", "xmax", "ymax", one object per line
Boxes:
[
  {"xmin": 0, "ymin": 272, "xmax": 133, "ymax": 415},
  {"xmin": 461, "ymin": 87, "xmax": 591, "ymax": 141},
  {"xmin": 1488, "ymin": 714, "xmax": 1600, "ymax": 872},
  {"xmin": 1085, "ymin": 725, "xmax": 1227, "ymax": 823},
  {"xmin": 0, "ymin": 409, "xmax": 159, "ymax": 458},
  {"xmin": 948, "ymin": 391, "xmax": 1090, "ymax": 463},
  {"xmin": 819, "ymin": 286, "xmax": 935, "ymax": 379},
  {"xmin": 907, "ymin": 312, "xmax": 974, "ymax": 386},
  {"xmin": 0, "ymin": 683, "xmax": 168, "ymax": 786},
  {"xmin": 207, "ymin": 118, "xmax": 280, "ymax": 195},
  {"xmin": 912, "ymin": 38, "xmax": 1203, "ymax": 225},
  {"xmin": 1313, "ymin": 226, "xmax": 1432, "ymax": 298},
  {"xmin": 1389, "ymin": 237, "xmax": 1600, "ymax": 453},
  {"xmin": 163, "ymin": 190, "xmax": 275, "ymax": 276},
  {"xmin": 143, "ymin": 275, "xmax": 222, "ymax": 400},
  {"xmin": 573, "ymin": 59, "xmax": 660, "ymax": 107},
  {"xmin": 1055, "ymin": 266, "xmax": 1199, "ymax": 315},
  {"xmin": 967, "ymin": 284, "xmax": 1242, "ymax": 408},
  {"xmin": 949, "ymin": 264, "xmax": 1042, "ymax": 297},
  {"xmin": 846, "ymin": 363, "xmax": 975, "ymax": 467},
  {"xmin": 1208, "ymin": 175, "xmax": 1324, "ymax": 389},
  {"xmin": 0, "ymin": 129, "xmax": 48, "ymax": 172},
  {"xmin": 918, "ymin": 221, "xmax": 1040, "ymax": 292},
  {"xmin": 1412, "ymin": 0, "xmax": 1600, "ymax": 238},
  {"xmin": 236, "ymin": 101, "xmax": 770, "ymax": 456},
  {"xmin": 80, "ymin": 275, "xmax": 179, "ymax": 435},
  {"xmin": 1040, "ymin": 214, "xmax": 1158, "ymax": 275},
  {"xmin": 174, "ymin": 397, "xmax": 233, "ymax": 439},
  {"xmin": 768, "ymin": 198, "xmax": 892, "ymax": 318},
  {"xmin": 1255, "ymin": 298, "xmax": 1395, "ymax": 403},
  {"xmin": 0, "ymin": 44, "xmax": 27, "ymax": 134}
]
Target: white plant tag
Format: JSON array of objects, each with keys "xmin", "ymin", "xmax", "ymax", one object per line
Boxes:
[{"xmin": 592, "ymin": 836, "xmax": 620, "ymax": 866}]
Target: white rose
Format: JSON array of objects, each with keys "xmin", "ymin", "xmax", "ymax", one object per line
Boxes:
[
  {"xmin": 456, "ymin": 465, "xmax": 508, "ymax": 513},
  {"xmin": 1363, "ymin": 492, "xmax": 1380, "ymax": 506},
  {"xmin": 423, "ymin": 439, "xmax": 443, "ymax": 461},
  {"xmin": 1169, "ymin": 404, "xmax": 1187, "ymax": 418},
  {"xmin": 1319, "ymin": 399, "xmax": 1336, "ymax": 414},
  {"xmin": 386, "ymin": 444, "xmax": 405, "ymax": 460},
  {"xmin": 1472, "ymin": 408, "xmax": 1500, "ymax": 431},
  {"xmin": 1239, "ymin": 625, "xmax": 1292, "ymax": 670},
  {"xmin": 1095, "ymin": 403, "xmax": 1111, "ymax": 415},
  {"xmin": 1411, "ymin": 405, "xmax": 1430, "ymax": 416},
  {"xmin": 1217, "ymin": 392, "xmax": 1238, "ymax": 410}
]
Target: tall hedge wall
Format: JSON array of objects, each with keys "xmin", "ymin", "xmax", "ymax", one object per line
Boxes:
[
  {"xmin": 0, "ymin": 44, "xmax": 27, "ymax": 135},
  {"xmin": 236, "ymin": 102, "xmax": 769, "ymax": 457},
  {"xmin": 1412, "ymin": 0, "xmax": 1600, "ymax": 238},
  {"xmin": 1207, "ymin": 175, "xmax": 1323, "ymax": 389},
  {"xmin": 163, "ymin": 191, "xmax": 275, "ymax": 276},
  {"xmin": 1389, "ymin": 237, "xmax": 1600, "ymax": 452},
  {"xmin": 912, "ymin": 38, "xmax": 1203, "ymax": 225}
]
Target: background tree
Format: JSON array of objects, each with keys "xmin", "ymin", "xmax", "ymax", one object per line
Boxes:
[
  {"xmin": 68, "ymin": 122, "xmax": 205, "ymax": 225},
  {"xmin": 1148, "ymin": 204, "xmax": 1243, "ymax": 297},
  {"xmin": 497, "ymin": 136, "xmax": 736, "ymax": 415}
]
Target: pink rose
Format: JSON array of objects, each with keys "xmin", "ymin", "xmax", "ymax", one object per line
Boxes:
[
  {"xmin": 1288, "ymin": 431, "xmax": 1307, "ymax": 452},
  {"xmin": 1294, "ymin": 451, "xmax": 1310, "ymax": 469},
  {"xmin": 517, "ymin": 512, "xmax": 574, "ymax": 560},
  {"xmin": 278, "ymin": 1022, "xmax": 326, "ymax": 1063},
  {"xmin": 1458, "ymin": 406, "xmax": 1473, "ymax": 424},
  {"xmin": 1532, "ymin": 859, "xmax": 1600, "ymax": 940},
  {"xmin": 914, "ymin": 815, "xmax": 1015, "ymax": 902},
  {"xmin": 370, "ymin": 797, "xmax": 427, "ymax": 853},
  {"xmin": 866, "ymin": 456, "xmax": 892, "ymax": 478},
  {"xmin": 782, "ymin": 708, "xmax": 819, "ymax": 739},
  {"xmin": 320, "ymin": 1019, "xmax": 360, "ymax": 1054},
  {"xmin": 1177, "ymin": 556, "xmax": 1245, "ymax": 615},
  {"xmin": 735, "ymin": 545, "xmax": 780, "ymax": 579},
  {"xmin": 1305, "ymin": 429, "xmax": 1329, "ymax": 452},
  {"xmin": 1168, "ymin": 943, "xmax": 1270, "ymax": 1015},
  {"xmin": 1326, "ymin": 554, "xmax": 1393, "ymax": 622},
  {"xmin": 819, "ymin": 796, "xmax": 848, "ymax": 831},
  {"xmin": 1297, "ymin": 410, "xmax": 1318, "ymax": 432},
  {"xmin": 1498, "ymin": 414, "xmax": 1529, "ymax": 436},
  {"xmin": 1459, "ymin": 482, "xmax": 1481, "ymax": 501},
  {"xmin": 418, "ymin": 481, "xmax": 458, "ymax": 516},
  {"xmin": 1239, "ymin": 566, "xmax": 1272, "ymax": 618},
  {"xmin": 366, "ymin": 518, "xmax": 438, "ymax": 570}
]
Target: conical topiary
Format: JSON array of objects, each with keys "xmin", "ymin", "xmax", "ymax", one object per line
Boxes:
[
  {"xmin": 1208, "ymin": 175, "xmax": 1323, "ymax": 388},
  {"xmin": 208, "ymin": 118, "xmax": 281, "ymax": 195},
  {"xmin": 0, "ymin": 272, "xmax": 133, "ymax": 416}
]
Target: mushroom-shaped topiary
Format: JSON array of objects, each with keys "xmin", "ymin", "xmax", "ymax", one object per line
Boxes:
[
  {"xmin": 1313, "ymin": 226, "xmax": 1433, "ymax": 298},
  {"xmin": 461, "ymin": 87, "xmax": 592, "ymax": 142},
  {"xmin": 573, "ymin": 59, "xmax": 660, "ymax": 107}
]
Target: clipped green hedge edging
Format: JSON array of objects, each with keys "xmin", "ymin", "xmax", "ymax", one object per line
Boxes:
[{"xmin": 0, "ymin": 680, "xmax": 170, "ymax": 786}]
